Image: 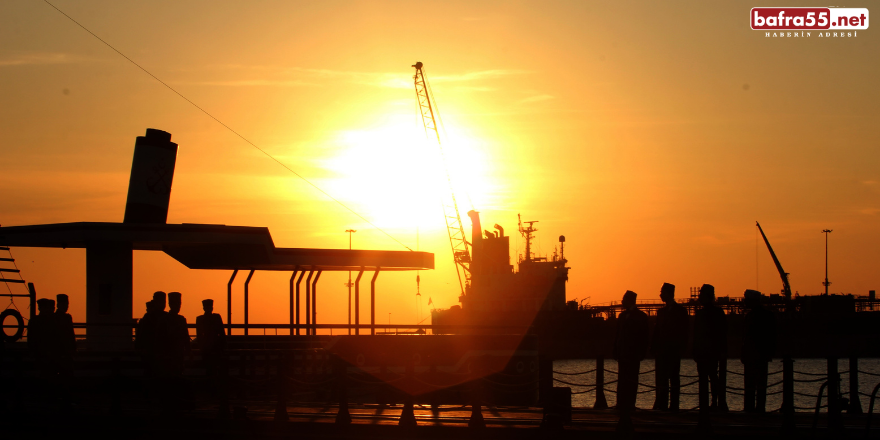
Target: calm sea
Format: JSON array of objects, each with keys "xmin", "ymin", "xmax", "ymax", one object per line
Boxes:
[{"xmin": 553, "ymin": 358, "xmax": 880, "ymax": 412}]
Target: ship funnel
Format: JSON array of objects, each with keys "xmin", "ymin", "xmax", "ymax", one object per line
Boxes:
[
  {"xmin": 494, "ymin": 224, "xmax": 504, "ymax": 237},
  {"xmin": 123, "ymin": 129, "xmax": 178, "ymax": 224},
  {"xmin": 467, "ymin": 210, "xmax": 482, "ymax": 242}
]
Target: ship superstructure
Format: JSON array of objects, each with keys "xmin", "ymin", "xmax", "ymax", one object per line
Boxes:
[{"xmin": 432, "ymin": 211, "xmax": 570, "ymax": 333}]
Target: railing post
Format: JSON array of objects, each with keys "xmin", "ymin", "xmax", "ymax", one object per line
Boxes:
[
  {"xmin": 226, "ymin": 270, "xmax": 238, "ymax": 336},
  {"xmin": 305, "ymin": 271, "xmax": 314, "ymax": 336},
  {"xmin": 782, "ymin": 356, "xmax": 795, "ymax": 431},
  {"xmin": 370, "ymin": 270, "xmax": 380, "ymax": 335},
  {"xmin": 828, "ymin": 357, "xmax": 843, "ymax": 430},
  {"xmin": 354, "ymin": 270, "xmax": 364, "ymax": 335},
  {"xmin": 718, "ymin": 358, "xmax": 729, "ymax": 411},
  {"xmin": 274, "ymin": 352, "xmax": 289, "ymax": 423},
  {"xmin": 295, "ymin": 271, "xmax": 306, "ymax": 336},
  {"xmin": 311, "ymin": 271, "xmax": 322, "ymax": 336},
  {"xmin": 289, "ymin": 270, "xmax": 298, "ymax": 336},
  {"xmin": 244, "ymin": 270, "xmax": 254, "ymax": 336},
  {"xmin": 849, "ymin": 356, "xmax": 863, "ymax": 414},
  {"xmin": 335, "ymin": 355, "xmax": 351, "ymax": 425},
  {"xmin": 594, "ymin": 357, "xmax": 608, "ymax": 409},
  {"xmin": 469, "ymin": 359, "xmax": 485, "ymax": 428}
]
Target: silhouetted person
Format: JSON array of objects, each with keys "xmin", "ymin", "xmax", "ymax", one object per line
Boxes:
[
  {"xmin": 693, "ymin": 284, "xmax": 727, "ymax": 427},
  {"xmin": 196, "ymin": 299, "xmax": 226, "ymax": 375},
  {"xmin": 55, "ymin": 294, "xmax": 76, "ymax": 403},
  {"xmin": 29, "ymin": 298, "xmax": 59, "ymax": 378},
  {"xmin": 613, "ymin": 290, "xmax": 649, "ymax": 433},
  {"xmin": 197, "ymin": 299, "xmax": 228, "ymax": 417},
  {"xmin": 136, "ymin": 294, "xmax": 168, "ymax": 377},
  {"xmin": 651, "ymin": 282, "xmax": 688, "ymax": 411},
  {"xmin": 741, "ymin": 289, "xmax": 775, "ymax": 413},
  {"xmin": 165, "ymin": 292, "xmax": 191, "ymax": 375}
]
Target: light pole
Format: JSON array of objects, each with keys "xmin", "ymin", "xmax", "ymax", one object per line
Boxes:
[
  {"xmin": 822, "ymin": 229, "xmax": 832, "ymax": 295},
  {"xmin": 345, "ymin": 229, "xmax": 356, "ymax": 335}
]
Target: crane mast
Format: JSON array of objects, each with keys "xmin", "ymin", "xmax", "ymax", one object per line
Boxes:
[
  {"xmin": 412, "ymin": 61, "xmax": 471, "ymax": 297},
  {"xmin": 756, "ymin": 221, "xmax": 793, "ymax": 300}
]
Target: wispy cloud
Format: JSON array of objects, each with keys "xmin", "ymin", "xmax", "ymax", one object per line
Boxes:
[
  {"xmin": 187, "ymin": 79, "xmax": 314, "ymax": 87},
  {"xmin": 194, "ymin": 65, "xmax": 528, "ymax": 89},
  {"xmin": 518, "ymin": 94, "xmax": 554, "ymax": 104},
  {"xmin": 0, "ymin": 53, "xmax": 80, "ymax": 67}
]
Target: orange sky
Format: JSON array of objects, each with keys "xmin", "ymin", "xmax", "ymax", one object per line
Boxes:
[{"xmin": 1, "ymin": 1, "xmax": 878, "ymax": 328}]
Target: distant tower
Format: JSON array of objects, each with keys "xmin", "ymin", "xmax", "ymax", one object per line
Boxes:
[{"xmin": 822, "ymin": 229, "xmax": 832, "ymax": 295}]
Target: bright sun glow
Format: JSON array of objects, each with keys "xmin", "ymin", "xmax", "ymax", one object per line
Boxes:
[{"xmin": 318, "ymin": 112, "xmax": 494, "ymax": 235}]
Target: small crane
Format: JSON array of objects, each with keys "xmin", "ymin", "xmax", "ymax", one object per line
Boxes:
[
  {"xmin": 756, "ymin": 221, "xmax": 792, "ymax": 300},
  {"xmin": 412, "ymin": 61, "xmax": 472, "ymax": 298}
]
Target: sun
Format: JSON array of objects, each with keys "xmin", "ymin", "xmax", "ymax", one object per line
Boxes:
[{"xmin": 318, "ymin": 113, "xmax": 493, "ymax": 237}]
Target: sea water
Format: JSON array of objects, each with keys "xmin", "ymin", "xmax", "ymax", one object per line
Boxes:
[{"xmin": 552, "ymin": 358, "xmax": 880, "ymax": 411}]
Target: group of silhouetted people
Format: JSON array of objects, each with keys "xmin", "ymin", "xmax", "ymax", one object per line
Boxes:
[
  {"xmin": 27, "ymin": 294, "xmax": 77, "ymax": 405},
  {"xmin": 613, "ymin": 283, "xmax": 777, "ymax": 434}
]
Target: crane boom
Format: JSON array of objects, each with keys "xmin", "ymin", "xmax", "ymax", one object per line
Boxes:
[
  {"xmin": 412, "ymin": 61, "xmax": 471, "ymax": 297},
  {"xmin": 756, "ymin": 221, "xmax": 792, "ymax": 300}
]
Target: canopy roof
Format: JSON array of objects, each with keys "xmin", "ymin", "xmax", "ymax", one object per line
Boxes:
[{"xmin": 0, "ymin": 222, "xmax": 433, "ymax": 271}]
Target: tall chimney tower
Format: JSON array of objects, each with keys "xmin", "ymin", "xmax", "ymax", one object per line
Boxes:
[{"xmin": 123, "ymin": 128, "xmax": 178, "ymax": 223}]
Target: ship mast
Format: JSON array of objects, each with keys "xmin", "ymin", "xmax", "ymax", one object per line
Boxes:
[{"xmin": 518, "ymin": 213, "xmax": 538, "ymax": 263}]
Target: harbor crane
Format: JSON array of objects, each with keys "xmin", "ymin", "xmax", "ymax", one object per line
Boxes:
[
  {"xmin": 412, "ymin": 61, "xmax": 471, "ymax": 299},
  {"xmin": 756, "ymin": 221, "xmax": 793, "ymax": 300}
]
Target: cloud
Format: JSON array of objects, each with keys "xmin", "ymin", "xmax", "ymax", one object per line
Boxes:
[
  {"xmin": 0, "ymin": 53, "xmax": 80, "ymax": 67},
  {"xmin": 196, "ymin": 65, "xmax": 528, "ymax": 89},
  {"xmin": 518, "ymin": 94, "xmax": 554, "ymax": 104},
  {"xmin": 187, "ymin": 79, "xmax": 314, "ymax": 87}
]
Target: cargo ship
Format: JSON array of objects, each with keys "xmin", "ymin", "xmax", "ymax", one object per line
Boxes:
[{"xmin": 431, "ymin": 211, "xmax": 570, "ymax": 334}]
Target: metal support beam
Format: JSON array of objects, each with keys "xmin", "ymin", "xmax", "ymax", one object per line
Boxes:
[
  {"xmin": 311, "ymin": 271, "xmax": 323, "ymax": 335},
  {"xmin": 295, "ymin": 271, "xmax": 306, "ymax": 335},
  {"xmin": 354, "ymin": 269, "xmax": 364, "ymax": 335},
  {"xmin": 289, "ymin": 268, "xmax": 299, "ymax": 336},
  {"xmin": 244, "ymin": 269, "xmax": 255, "ymax": 336},
  {"xmin": 227, "ymin": 270, "xmax": 238, "ymax": 336},
  {"xmin": 371, "ymin": 269, "xmax": 380, "ymax": 335},
  {"xmin": 305, "ymin": 271, "xmax": 314, "ymax": 335}
]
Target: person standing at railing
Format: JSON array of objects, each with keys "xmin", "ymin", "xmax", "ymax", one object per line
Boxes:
[
  {"xmin": 196, "ymin": 299, "xmax": 226, "ymax": 376},
  {"xmin": 741, "ymin": 289, "xmax": 775, "ymax": 413},
  {"xmin": 165, "ymin": 292, "xmax": 191, "ymax": 375},
  {"xmin": 29, "ymin": 298, "xmax": 59, "ymax": 378},
  {"xmin": 693, "ymin": 284, "xmax": 727, "ymax": 429},
  {"xmin": 651, "ymin": 282, "xmax": 688, "ymax": 411},
  {"xmin": 55, "ymin": 294, "xmax": 76, "ymax": 405},
  {"xmin": 613, "ymin": 290, "xmax": 649, "ymax": 434}
]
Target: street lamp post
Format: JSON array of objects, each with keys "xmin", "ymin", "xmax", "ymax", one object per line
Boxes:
[
  {"xmin": 822, "ymin": 229, "xmax": 832, "ymax": 295},
  {"xmin": 345, "ymin": 229, "xmax": 356, "ymax": 335}
]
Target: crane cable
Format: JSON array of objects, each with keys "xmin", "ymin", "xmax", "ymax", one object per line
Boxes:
[{"xmin": 41, "ymin": 0, "xmax": 413, "ymax": 252}]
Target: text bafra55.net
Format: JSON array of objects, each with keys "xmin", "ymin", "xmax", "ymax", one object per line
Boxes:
[{"xmin": 751, "ymin": 8, "xmax": 868, "ymax": 30}]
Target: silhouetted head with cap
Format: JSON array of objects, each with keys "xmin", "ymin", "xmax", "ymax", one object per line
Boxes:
[
  {"xmin": 152, "ymin": 291, "xmax": 166, "ymax": 312},
  {"xmin": 202, "ymin": 299, "xmax": 214, "ymax": 314},
  {"xmin": 698, "ymin": 284, "xmax": 715, "ymax": 306},
  {"xmin": 168, "ymin": 291, "xmax": 181, "ymax": 315},
  {"xmin": 660, "ymin": 283, "xmax": 675, "ymax": 304},
  {"xmin": 622, "ymin": 290, "xmax": 638, "ymax": 311},
  {"xmin": 56, "ymin": 294, "xmax": 69, "ymax": 314},
  {"xmin": 37, "ymin": 298, "xmax": 55, "ymax": 315}
]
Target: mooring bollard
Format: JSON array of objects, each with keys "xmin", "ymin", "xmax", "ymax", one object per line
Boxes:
[
  {"xmin": 718, "ymin": 358, "xmax": 729, "ymax": 412},
  {"xmin": 336, "ymin": 356, "xmax": 352, "ymax": 425},
  {"xmin": 849, "ymin": 356, "xmax": 863, "ymax": 414},
  {"xmin": 827, "ymin": 357, "xmax": 843, "ymax": 430},
  {"xmin": 274, "ymin": 352, "xmax": 289, "ymax": 423},
  {"xmin": 398, "ymin": 360, "xmax": 416, "ymax": 427},
  {"xmin": 782, "ymin": 356, "xmax": 794, "ymax": 431},
  {"xmin": 594, "ymin": 357, "xmax": 608, "ymax": 409},
  {"xmin": 468, "ymin": 361, "xmax": 485, "ymax": 428}
]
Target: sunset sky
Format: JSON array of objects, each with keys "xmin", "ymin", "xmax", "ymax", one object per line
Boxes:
[{"xmin": 1, "ymin": 1, "xmax": 878, "ymax": 327}]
